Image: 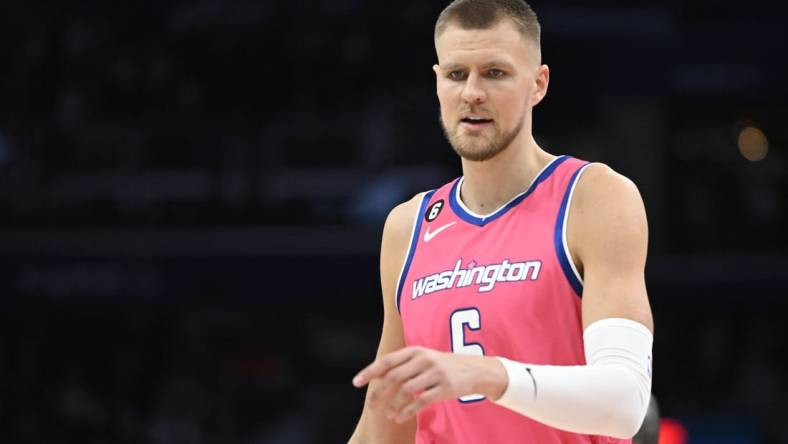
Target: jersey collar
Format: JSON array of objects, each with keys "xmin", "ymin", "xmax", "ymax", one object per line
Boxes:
[{"xmin": 449, "ymin": 155, "xmax": 570, "ymax": 227}]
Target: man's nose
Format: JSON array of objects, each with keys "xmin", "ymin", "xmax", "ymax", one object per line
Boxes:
[{"xmin": 460, "ymin": 73, "xmax": 486, "ymax": 104}]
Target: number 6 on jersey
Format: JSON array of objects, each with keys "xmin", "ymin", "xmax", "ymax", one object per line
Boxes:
[{"xmin": 450, "ymin": 308, "xmax": 485, "ymax": 402}]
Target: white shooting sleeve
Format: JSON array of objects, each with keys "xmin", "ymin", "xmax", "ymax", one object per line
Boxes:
[{"xmin": 491, "ymin": 317, "xmax": 653, "ymax": 439}]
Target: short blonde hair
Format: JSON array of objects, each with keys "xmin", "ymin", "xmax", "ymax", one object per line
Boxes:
[{"xmin": 434, "ymin": 0, "xmax": 541, "ymax": 47}]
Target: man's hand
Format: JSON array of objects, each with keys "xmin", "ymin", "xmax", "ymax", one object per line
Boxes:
[{"xmin": 352, "ymin": 346, "xmax": 507, "ymax": 423}]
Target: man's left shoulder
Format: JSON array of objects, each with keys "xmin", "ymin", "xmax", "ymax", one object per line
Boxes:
[
  {"xmin": 568, "ymin": 162, "xmax": 648, "ymax": 253},
  {"xmin": 573, "ymin": 162, "xmax": 644, "ymax": 214}
]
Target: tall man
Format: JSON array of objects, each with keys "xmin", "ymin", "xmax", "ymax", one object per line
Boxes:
[{"xmin": 351, "ymin": 1, "xmax": 654, "ymax": 442}]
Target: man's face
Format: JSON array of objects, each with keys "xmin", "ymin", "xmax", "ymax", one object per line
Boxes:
[{"xmin": 433, "ymin": 20, "xmax": 548, "ymax": 162}]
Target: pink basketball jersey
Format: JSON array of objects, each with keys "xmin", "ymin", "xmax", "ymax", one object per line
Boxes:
[{"xmin": 397, "ymin": 156, "xmax": 630, "ymax": 444}]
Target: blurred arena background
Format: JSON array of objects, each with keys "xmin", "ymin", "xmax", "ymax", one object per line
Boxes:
[{"xmin": 0, "ymin": 1, "xmax": 786, "ymax": 443}]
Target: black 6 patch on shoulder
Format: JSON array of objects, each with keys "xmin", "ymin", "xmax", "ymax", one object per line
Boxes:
[{"xmin": 425, "ymin": 199, "xmax": 444, "ymax": 222}]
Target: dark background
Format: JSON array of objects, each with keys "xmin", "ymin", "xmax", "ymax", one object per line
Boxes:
[{"xmin": 0, "ymin": 1, "xmax": 786, "ymax": 443}]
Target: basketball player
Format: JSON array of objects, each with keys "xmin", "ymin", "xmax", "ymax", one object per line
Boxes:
[{"xmin": 350, "ymin": 0, "xmax": 654, "ymax": 442}]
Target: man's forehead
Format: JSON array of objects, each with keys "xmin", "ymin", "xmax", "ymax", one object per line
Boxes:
[{"xmin": 435, "ymin": 20, "xmax": 534, "ymax": 63}]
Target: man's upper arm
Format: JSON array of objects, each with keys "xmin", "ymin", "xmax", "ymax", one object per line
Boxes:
[
  {"xmin": 568, "ymin": 164, "xmax": 653, "ymax": 331},
  {"xmin": 374, "ymin": 192, "xmax": 424, "ymax": 364},
  {"xmin": 379, "ymin": 193, "xmax": 425, "ymax": 315},
  {"xmin": 350, "ymin": 193, "xmax": 424, "ymax": 444}
]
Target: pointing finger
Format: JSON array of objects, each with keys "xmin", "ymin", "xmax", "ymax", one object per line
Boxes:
[{"xmin": 353, "ymin": 347, "xmax": 417, "ymax": 387}]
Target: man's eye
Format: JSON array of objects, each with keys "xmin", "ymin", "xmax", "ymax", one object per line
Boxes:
[
  {"xmin": 487, "ymin": 69, "xmax": 505, "ymax": 78},
  {"xmin": 448, "ymin": 71, "xmax": 466, "ymax": 81}
]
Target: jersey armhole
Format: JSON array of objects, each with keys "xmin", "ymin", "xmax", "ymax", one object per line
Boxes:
[
  {"xmin": 395, "ymin": 190, "xmax": 436, "ymax": 314},
  {"xmin": 554, "ymin": 163, "xmax": 592, "ymax": 298}
]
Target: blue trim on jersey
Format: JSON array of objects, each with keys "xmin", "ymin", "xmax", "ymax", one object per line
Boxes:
[
  {"xmin": 396, "ymin": 190, "xmax": 437, "ymax": 313},
  {"xmin": 449, "ymin": 155, "xmax": 570, "ymax": 227},
  {"xmin": 554, "ymin": 164, "xmax": 587, "ymax": 298}
]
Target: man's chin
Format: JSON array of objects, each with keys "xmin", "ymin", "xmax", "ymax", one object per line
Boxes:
[{"xmin": 452, "ymin": 144, "xmax": 502, "ymax": 162}]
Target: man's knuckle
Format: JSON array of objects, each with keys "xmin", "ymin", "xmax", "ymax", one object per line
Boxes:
[
  {"xmin": 411, "ymin": 356, "xmax": 427, "ymax": 367},
  {"xmin": 389, "ymin": 368, "xmax": 406, "ymax": 382},
  {"xmin": 389, "ymin": 391, "xmax": 403, "ymax": 405}
]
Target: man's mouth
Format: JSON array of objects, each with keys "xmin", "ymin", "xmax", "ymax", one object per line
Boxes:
[{"xmin": 460, "ymin": 117, "xmax": 493, "ymax": 129}]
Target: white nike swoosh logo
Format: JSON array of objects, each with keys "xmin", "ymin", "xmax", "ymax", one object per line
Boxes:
[{"xmin": 424, "ymin": 221, "xmax": 456, "ymax": 242}]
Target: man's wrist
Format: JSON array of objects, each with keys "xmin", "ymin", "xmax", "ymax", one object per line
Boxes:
[{"xmin": 473, "ymin": 356, "xmax": 509, "ymax": 400}]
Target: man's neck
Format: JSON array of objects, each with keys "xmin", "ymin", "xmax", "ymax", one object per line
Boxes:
[{"xmin": 458, "ymin": 134, "xmax": 555, "ymax": 216}]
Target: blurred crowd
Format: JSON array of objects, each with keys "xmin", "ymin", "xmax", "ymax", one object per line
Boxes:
[
  {"xmin": 0, "ymin": 1, "xmax": 783, "ymax": 247},
  {"xmin": 2, "ymin": 288, "xmax": 788, "ymax": 443},
  {"xmin": 0, "ymin": 1, "xmax": 451, "ymax": 230},
  {"xmin": 1, "ymin": 299, "xmax": 370, "ymax": 444}
]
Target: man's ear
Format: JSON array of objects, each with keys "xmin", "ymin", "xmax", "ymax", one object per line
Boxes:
[{"xmin": 531, "ymin": 64, "xmax": 550, "ymax": 107}]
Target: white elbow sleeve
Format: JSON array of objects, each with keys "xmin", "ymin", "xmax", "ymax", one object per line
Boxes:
[{"xmin": 492, "ymin": 318, "xmax": 653, "ymax": 438}]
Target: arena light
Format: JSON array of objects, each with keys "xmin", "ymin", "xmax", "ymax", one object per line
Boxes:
[
  {"xmin": 737, "ymin": 126, "xmax": 768, "ymax": 161},
  {"xmin": 658, "ymin": 418, "xmax": 689, "ymax": 444}
]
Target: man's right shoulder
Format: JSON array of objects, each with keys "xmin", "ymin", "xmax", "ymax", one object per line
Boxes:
[{"xmin": 383, "ymin": 192, "xmax": 428, "ymax": 242}]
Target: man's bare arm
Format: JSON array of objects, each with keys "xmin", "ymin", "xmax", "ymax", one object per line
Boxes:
[
  {"xmin": 348, "ymin": 194, "xmax": 424, "ymax": 444},
  {"xmin": 569, "ymin": 163, "xmax": 653, "ymax": 331}
]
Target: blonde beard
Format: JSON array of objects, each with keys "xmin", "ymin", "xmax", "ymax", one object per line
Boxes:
[{"xmin": 441, "ymin": 115, "xmax": 525, "ymax": 162}]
